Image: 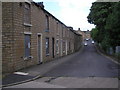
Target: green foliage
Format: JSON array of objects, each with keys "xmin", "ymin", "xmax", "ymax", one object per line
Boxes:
[
  {"xmin": 105, "ymin": 2, "xmax": 120, "ymax": 48},
  {"xmin": 87, "ymin": 2, "xmax": 112, "ymax": 25},
  {"xmin": 91, "ymin": 27, "xmax": 98, "ymax": 42},
  {"xmin": 101, "ymin": 35, "xmax": 111, "ymax": 52},
  {"xmin": 88, "ymin": 2, "xmax": 120, "ymax": 52}
]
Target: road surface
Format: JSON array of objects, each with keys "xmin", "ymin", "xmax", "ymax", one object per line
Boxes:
[
  {"xmin": 44, "ymin": 40, "xmax": 119, "ymax": 77},
  {"xmin": 3, "ymin": 40, "xmax": 120, "ymax": 88}
]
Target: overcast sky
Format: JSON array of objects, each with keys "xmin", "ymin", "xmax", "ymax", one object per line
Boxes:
[{"xmin": 33, "ymin": 0, "xmax": 96, "ymax": 31}]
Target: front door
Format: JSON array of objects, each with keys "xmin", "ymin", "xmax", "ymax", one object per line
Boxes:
[
  {"xmin": 38, "ymin": 35, "xmax": 42, "ymax": 64},
  {"xmin": 52, "ymin": 38, "xmax": 55, "ymax": 58},
  {"xmin": 66, "ymin": 41, "xmax": 67, "ymax": 55}
]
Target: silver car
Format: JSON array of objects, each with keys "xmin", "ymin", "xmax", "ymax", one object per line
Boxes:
[
  {"xmin": 84, "ymin": 42, "xmax": 87, "ymax": 46},
  {"xmin": 92, "ymin": 41, "xmax": 94, "ymax": 44}
]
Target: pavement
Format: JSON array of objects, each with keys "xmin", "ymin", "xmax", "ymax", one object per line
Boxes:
[
  {"xmin": 3, "ymin": 77, "xmax": 119, "ymax": 88},
  {"xmin": 36, "ymin": 77, "xmax": 118, "ymax": 88},
  {"xmin": 2, "ymin": 46, "xmax": 83, "ymax": 88},
  {"xmin": 2, "ymin": 40, "xmax": 120, "ymax": 88}
]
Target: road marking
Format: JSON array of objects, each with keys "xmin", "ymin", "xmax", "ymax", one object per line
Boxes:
[{"xmin": 14, "ymin": 72, "xmax": 29, "ymax": 76}]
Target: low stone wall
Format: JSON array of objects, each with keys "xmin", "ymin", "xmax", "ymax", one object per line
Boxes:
[
  {"xmin": 96, "ymin": 43, "xmax": 120, "ymax": 63},
  {"xmin": 116, "ymin": 46, "xmax": 120, "ymax": 53}
]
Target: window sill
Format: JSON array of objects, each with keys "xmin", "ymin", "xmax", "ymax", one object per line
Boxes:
[
  {"xmin": 46, "ymin": 54, "xmax": 50, "ymax": 56},
  {"xmin": 63, "ymin": 51, "xmax": 65, "ymax": 53},
  {"xmin": 24, "ymin": 23, "xmax": 33, "ymax": 27},
  {"xmin": 45, "ymin": 29, "xmax": 49, "ymax": 32},
  {"xmin": 57, "ymin": 34, "xmax": 59, "ymax": 36},
  {"xmin": 23, "ymin": 56, "xmax": 33, "ymax": 60},
  {"xmin": 57, "ymin": 52, "xmax": 59, "ymax": 55},
  {"xmin": 25, "ymin": 0, "xmax": 32, "ymax": 4}
]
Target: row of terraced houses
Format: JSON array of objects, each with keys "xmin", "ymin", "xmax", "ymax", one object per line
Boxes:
[{"xmin": 2, "ymin": 1, "xmax": 82, "ymax": 74}]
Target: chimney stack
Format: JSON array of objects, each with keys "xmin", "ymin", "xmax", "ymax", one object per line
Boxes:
[{"xmin": 37, "ymin": 2, "xmax": 44, "ymax": 8}]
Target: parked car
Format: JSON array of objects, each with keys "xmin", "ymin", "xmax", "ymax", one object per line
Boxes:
[
  {"xmin": 86, "ymin": 38, "xmax": 89, "ymax": 41},
  {"xmin": 92, "ymin": 41, "xmax": 94, "ymax": 44},
  {"xmin": 84, "ymin": 42, "xmax": 87, "ymax": 46}
]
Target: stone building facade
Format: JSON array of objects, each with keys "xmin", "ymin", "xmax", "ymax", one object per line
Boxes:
[
  {"xmin": 83, "ymin": 30, "xmax": 91, "ymax": 40},
  {"xmin": 0, "ymin": 1, "xmax": 2, "ymax": 77},
  {"xmin": 2, "ymin": 2, "xmax": 82, "ymax": 74}
]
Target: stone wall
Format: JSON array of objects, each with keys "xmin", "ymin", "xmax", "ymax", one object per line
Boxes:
[
  {"xmin": 2, "ymin": 2, "xmax": 15, "ymax": 73},
  {"xmin": 116, "ymin": 46, "xmax": 120, "ymax": 53},
  {"xmin": 2, "ymin": 2, "xmax": 82, "ymax": 74},
  {"xmin": 0, "ymin": 1, "xmax": 2, "ymax": 82}
]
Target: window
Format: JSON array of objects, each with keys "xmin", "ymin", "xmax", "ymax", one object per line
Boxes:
[
  {"xmin": 45, "ymin": 15, "xmax": 49, "ymax": 31},
  {"xmin": 64, "ymin": 30, "xmax": 66, "ymax": 37},
  {"xmin": 45, "ymin": 38, "xmax": 49, "ymax": 55},
  {"xmin": 63, "ymin": 41, "xmax": 66, "ymax": 52},
  {"xmin": 62, "ymin": 26, "xmax": 63, "ymax": 37},
  {"xmin": 68, "ymin": 30, "xmax": 69, "ymax": 37},
  {"xmin": 24, "ymin": 3, "xmax": 31, "ymax": 24},
  {"xmin": 24, "ymin": 34, "xmax": 31, "ymax": 57},
  {"xmin": 69, "ymin": 42, "xmax": 70, "ymax": 51},
  {"xmin": 62, "ymin": 26, "xmax": 65, "ymax": 37},
  {"xmin": 56, "ymin": 22, "xmax": 59, "ymax": 35},
  {"xmin": 56, "ymin": 39, "xmax": 59, "ymax": 54}
]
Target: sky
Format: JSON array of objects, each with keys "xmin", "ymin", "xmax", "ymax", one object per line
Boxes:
[{"xmin": 33, "ymin": 0, "xmax": 96, "ymax": 31}]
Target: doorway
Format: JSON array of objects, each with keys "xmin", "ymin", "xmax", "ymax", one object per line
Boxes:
[
  {"xmin": 52, "ymin": 38, "xmax": 55, "ymax": 58},
  {"xmin": 38, "ymin": 34, "xmax": 42, "ymax": 64}
]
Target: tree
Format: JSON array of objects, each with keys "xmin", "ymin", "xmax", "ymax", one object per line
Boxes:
[
  {"xmin": 91, "ymin": 27, "xmax": 98, "ymax": 42},
  {"xmin": 87, "ymin": 2, "xmax": 120, "ymax": 52},
  {"xmin": 105, "ymin": 2, "xmax": 120, "ymax": 51},
  {"xmin": 87, "ymin": 2, "xmax": 113, "ymax": 43}
]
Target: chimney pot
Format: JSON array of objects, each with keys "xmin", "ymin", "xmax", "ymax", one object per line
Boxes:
[{"xmin": 37, "ymin": 2, "xmax": 44, "ymax": 8}]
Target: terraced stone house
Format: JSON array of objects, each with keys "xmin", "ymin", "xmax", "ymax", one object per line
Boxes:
[{"xmin": 2, "ymin": 1, "xmax": 82, "ymax": 74}]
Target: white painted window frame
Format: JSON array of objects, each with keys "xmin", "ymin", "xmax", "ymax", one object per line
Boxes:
[{"xmin": 23, "ymin": 23, "xmax": 32, "ymax": 27}]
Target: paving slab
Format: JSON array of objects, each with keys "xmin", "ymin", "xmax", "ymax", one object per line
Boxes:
[
  {"xmin": 2, "ymin": 48, "xmax": 83, "ymax": 87},
  {"xmin": 47, "ymin": 77, "xmax": 119, "ymax": 88},
  {"xmin": 2, "ymin": 74, "xmax": 34, "ymax": 86},
  {"xmin": 4, "ymin": 81, "xmax": 66, "ymax": 88},
  {"xmin": 4, "ymin": 76, "xmax": 119, "ymax": 88}
]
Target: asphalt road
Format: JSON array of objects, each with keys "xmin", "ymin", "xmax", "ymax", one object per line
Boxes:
[{"xmin": 44, "ymin": 40, "xmax": 120, "ymax": 77}]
